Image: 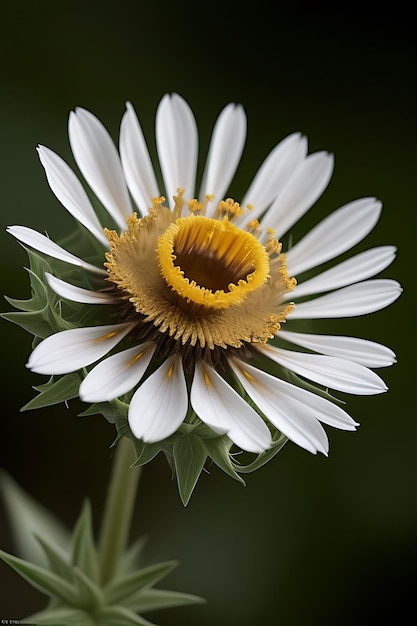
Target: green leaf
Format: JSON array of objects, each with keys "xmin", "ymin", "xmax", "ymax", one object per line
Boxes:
[
  {"xmin": 105, "ymin": 561, "xmax": 178, "ymax": 606},
  {"xmin": 173, "ymin": 435, "xmax": 208, "ymax": 506},
  {"xmin": 27, "ymin": 607, "xmax": 94, "ymax": 626},
  {"xmin": 124, "ymin": 587, "xmax": 206, "ymax": 613},
  {"xmin": 34, "ymin": 534, "xmax": 74, "ymax": 581},
  {"xmin": 231, "ymin": 432, "xmax": 288, "ymax": 474},
  {"xmin": 95, "ymin": 606, "xmax": 157, "ymax": 626},
  {"xmin": 71, "ymin": 500, "xmax": 99, "ymax": 583},
  {"xmin": 203, "ymin": 436, "xmax": 246, "ymax": 485},
  {"xmin": 0, "ymin": 549, "xmax": 77, "ymax": 605},
  {"xmin": 72, "ymin": 566, "xmax": 104, "ymax": 611},
  {"xmin": 0, "ymin": 472, "xmax": 70, "ymax": 567},
  {"xmin": 22, "ymin": 372, "xmax": 81, "ymax": 410},
  {"xmin": 118, "ymin": 536, "xmax": 148, "ymax": 576}
]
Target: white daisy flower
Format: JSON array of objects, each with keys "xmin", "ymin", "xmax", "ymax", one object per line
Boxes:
[{"xmin": 8, "ymin": 93, "xmax": 402, "ymax": 458}]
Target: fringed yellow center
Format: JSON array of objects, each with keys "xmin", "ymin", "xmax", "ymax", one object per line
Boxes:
[
  {"xmin": 158, "ymin": 215, "xmax": 270, "ymax": 309},
  {"xmin": 104, "ymin": 193, "xmax": 296, "ymax": 349}
]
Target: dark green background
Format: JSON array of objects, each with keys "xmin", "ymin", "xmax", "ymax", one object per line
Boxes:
[{"xmin": 0, "ymin": 2, "xmax": 415, "ymax": 624}]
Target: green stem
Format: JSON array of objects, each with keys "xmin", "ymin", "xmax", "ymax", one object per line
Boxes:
[{"xmin": 98, "ymin": 436, "xmax": 141, "ymax": 585}]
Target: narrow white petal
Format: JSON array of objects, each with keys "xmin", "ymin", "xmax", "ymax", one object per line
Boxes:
[
  {"xmin": 69, "ymin": 108, "xmax": 132, "ymax": 230},
  {"xmin": 286, "ymin": 197, "xmax": 382, "ymax": 276},
  {"xmin": 37, "ymin": 146, "xmax": 108, "ymax": 246},
  {"xmin": 26, "ymin": 322, "xmax": 135, "ymax": 375},
  {"xmin": 279, "ymin": 330, "xmax": 397, "ymax": 367},
  {"xmin": 45, "ymin": 273, "xmax": 115, "ymax": 304},
  {"xmin": 230, "ymin": 358, "xmax": 330, "ymax": 454},
  {"xmin": 239, "ymin": 133, "xmax": 308, "ymax": 224},
  {"xmin": 128, "ymin": 355, "xmax": 188, "ymax": 442},
  {"xmin": 119, "ymin": 102, "xmax": 160, "ymax": 214},
  {"xmin": 80, "ymin": 343, "xmax": 156, "ymax": 402},
  {"xmin": 288, "ymin": 279, "xmax": 402, "ymax": 318},
  {"xmin": 285, "ymin": 246, "xmax": 396, "ymax": 300},
  {"xmin": 156, "ymin": 94, "xmax": 198, "ymax": 206},
  {"xmin": 199, "ymin": 103, "xmax": 247, "ymax": 211},
  {"xmin": 264, "ymin": 151, "xmax": 334, "ymax": 239},
  {"xmin": 257, "ymin": 345, "xmax": 387, "ymax": 395},
  {"xmin": 191, "ymin": 362, "xmax": 272, "ymax": 453},
  {"xmin": 7, "ymin": 226, "xmax": 106, "ymax": 275}
]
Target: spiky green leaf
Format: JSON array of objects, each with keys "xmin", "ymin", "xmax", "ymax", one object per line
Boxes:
[
  {"xmin": 0, "ymin": 550, "xmax": 77, "ymax": 605},
  {"xmin": 0, "ymin": 472, "xmax": 70, "ymax": 567},
  {"xmin": 105, "ymin": 561, "xmax": 178, "ymax": 606},
  {"xmin": 71, "ymin": 500, "xmax": 99, "ymax": 583},
  {"xmin": 95, "ymin": 606, "xmax": 157, "ymax": 626},
  {"xmin": 34, "ymin": 534, "xmax": 74, "ymax": 581},
  {"xmin": 124, "ymin": 587, "xmax": 206, "ymax": 613},
  {"xmin": 27, "ymin": 607, "xmax": 94, "ymax": 626}
]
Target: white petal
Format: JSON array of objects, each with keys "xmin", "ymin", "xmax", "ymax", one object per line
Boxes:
[
  {"xmin": 26, "ymin": 322, "xmax": 135, "ymax": 375},
  {"xmin": 279, "ymin": 330, "xmax": 397, "ymax": 368},
  {"xmin": 286, "ymin": 197, "xmax": 382, "ymax": 276},
  {"xmin": 257, "ymin": 345, "xmax": 387, "ymax": 395},
  {"xmin": 128, "ymin": 355, "xmax": 188, "ymax": 442},
  {"xmin": 239, "ymin": 133, "xmax": 308, "ymax": 224},
  {"xmin": 190, "ymin": 362, "xmax": 272, "ymax": 453},
  {"xmin": 199, "ymin": 103, "xmax": 246, "ymax": 211},
  {"xmin": 119, "ymin": 102, "xmax": 160, "ymax": 214},
  {"xmin": 285, "ymin": 246, "xmax": 397, "ymax": 300},
  {"xmin": 45, "ymin": 273, "xmax": 115, "ymax": 304},
  {"xmin": 156, "ymin": 94, "xmax": 198, "ymax": 206},
  {"xmin": 37, "ymin": 146, "xmax": 108, "ymax": 246},
  {"xmin": 264, "ymin": 151, "xmax": 334, "ymax": 239},
  {"xmin": 69, "ymin": 107, "xmax": 132, "ymax": 229},
  {"xmin": 80, "ymin": 343, "xmax": 156, "ymax": 402},
  {"xmin": 288, "ymin": 279, "xmax": 402, "ymax": 318},
  {"xmin": 230, "ymin": 358, "xmax": 330, "ymax": 454},
  {"xmin": 7, "ymin": 226, "xmax": 106, "ymax": 275}
]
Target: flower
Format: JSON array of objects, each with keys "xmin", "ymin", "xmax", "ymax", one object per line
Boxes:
[{"xmin": 8, "ymin": 94, "xmax": 402, "ymax": 459}]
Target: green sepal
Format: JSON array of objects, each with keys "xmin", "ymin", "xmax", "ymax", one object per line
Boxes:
[
  {"xmin": 22, "ymin": 373, "xmax": 82, "ymax": 410},
  {"xmin": 202, "ymin": 436, "xmax": 246, "ymax": 485},
  {"xmin": 104, "ymin": 561, "xmax": 178, "ymax": 605},
  {"xmin": 0, "ymin": 549, "xmax": 78, "ymax": 605},
  {"xmin": 71, "ymin": 501, "xmax": 100, "ymax": 584},
  {"xmin": 5, "ymin": 250, "xmax": 51, "ymax": 312},
  {"xmin": 173, "ymin": 435, "xmax": 208, "ymax": 506},
  {"xmin": 1, "ymin": 309, "xmax": 57, "ymax": 338},
  {"xmin": 231, "ymin": 432, "xmax": 288, "ymax": 474},
  {"xmin": 124, "ymin": 587, "xmax": 206, "ymax": 613},
  {"xmin": 94, "ymin": 605, "xmax": 157, "ymax": 626},
  {"xmin": 79, "ymin": 399, "xmax": 128, "ymax": 424}
]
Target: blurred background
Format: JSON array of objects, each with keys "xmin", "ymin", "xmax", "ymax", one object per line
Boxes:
[{"xmin": 0, "ymin": 1, "xmax": 415, "ymax": 624}]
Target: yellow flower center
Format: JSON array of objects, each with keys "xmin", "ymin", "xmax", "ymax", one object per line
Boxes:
[
  {"xmin": 158, "ymin": 215, "xmax": 270, "ymax": 309},
  {"xmin": 104, "ymin": 193, "xmax": 296, "ymax": 349}
]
